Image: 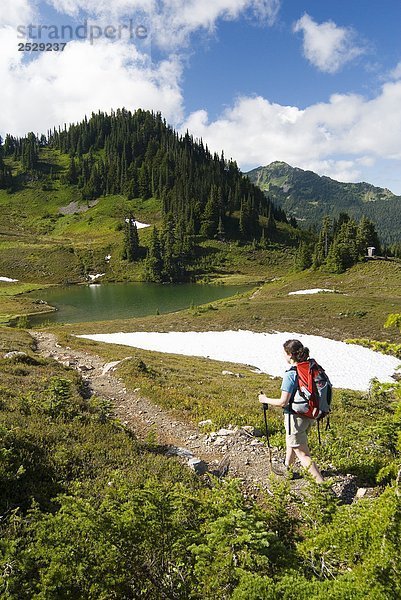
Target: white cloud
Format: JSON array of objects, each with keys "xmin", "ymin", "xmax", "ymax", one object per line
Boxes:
[
  {"xmin": 181, "ymin": 73, "xmax": 401, "ymax": 186},
  {"xmin": 251, "ymin": 0, "xmax": 280, "ymax": 24},
  {"xmin": 389, "ymin": 61, "xmax": 401, "ymax": 80},
  {"xmin": 0, "ymin": 0, "xmax": 280, "ymax": 136},
  {"xmin": 44, "ymin": 0, "xmax": 150, "ymax": 17},
  {"xmin": 293, "ymin": 13, "xmax": 365, "ymax": 74},
  {"xmin": 0, "ymin": 0, "xmax": 36, "ymax": 27},
  {"xmin": 45, "ymin": 0, "xmax": 281, "ymax": 47},
  {"xmin": 0, "ymin": 27, "xmax": 184, "ymax": 136}
]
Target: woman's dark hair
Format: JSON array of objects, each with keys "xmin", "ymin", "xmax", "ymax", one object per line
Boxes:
[{"xmin": 283, "ymin": 339, "xmax": 309, "ymax": 363}]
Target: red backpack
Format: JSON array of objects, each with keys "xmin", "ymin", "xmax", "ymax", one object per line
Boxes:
[{"xmin": 290, "ymin": 359, "xmax": 332, "ymax": 422}]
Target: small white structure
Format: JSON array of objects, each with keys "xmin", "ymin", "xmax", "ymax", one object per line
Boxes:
[{"xmin": 367, "ymin": 247, "xmax": 376, "ymax": 258}]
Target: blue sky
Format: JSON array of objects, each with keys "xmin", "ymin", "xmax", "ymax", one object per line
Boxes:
[
  {"xmin": 1, "ymin": 0, "xmax": 401, "ymax": 193},
  {"xmin": 183, "ymin": 3, "xmax": 400, "ymax": 116}
]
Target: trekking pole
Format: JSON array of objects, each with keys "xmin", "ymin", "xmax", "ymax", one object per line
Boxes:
[
  {"xmin": 262, "ymin": 402, "xmax": 273, "ymax": 470},
  {"xmin": 317, "ymin": 419, "xmax": 322, "ymax": 445}
]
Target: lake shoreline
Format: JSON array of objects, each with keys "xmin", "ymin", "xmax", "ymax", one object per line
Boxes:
[{"xmin": 24, "ymin": 281, "xmax": 251, "ymax": 327}]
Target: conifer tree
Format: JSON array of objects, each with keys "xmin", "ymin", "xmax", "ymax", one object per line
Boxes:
[
  {"xmin": 356, "ymin": 216, "xmax": 381, "ymax": 257},
  {"xmin": 21, "ymin": 133, "xmax": 39, "ymax": 171},
  {"xmin": 184, "ymin": 218, "xmax": 196, "ymax": 258},
  {"xmin": 325, "ymin": 219, "xmax": 358, "ymax": 273},
  {"xmin": 333, "ymin": 212, "xmax": 350, "ymax": 235},
  {"xmin": 239, "ymin": 199, "xmax": 249, "ymax": 240},
  {"xmin": 200, "ymin": 185, "xmax": 220, "ymax": 238},
  {"xmin": 295, "ymin": 241, "xmax": 313, "ymax": 271},
  {"xmin": 161, "ymin": 212, "xmax": 177, "ymax": 281},
  {"xmin": 312, "ymin": 216, "xmax": 332, "ymax": 269},
  {"xmin": 217, "ymin": 215, "xmax": 226, "ymax": 241},
  {"xmin": 0, "ymin": 137, "xmax": 13, "ymax": 190},
  {"xmin": 260, "ymin": 227, "xmax": 268, "ymax": 249},
  {"xmin": 3, "ymin": 134, "xmax": 16, "ymax": 156},
  {"xmin": 122, "ymin": 215, "xmax": 140, "ymax": 262},
  {"xmin": 66, "ymin": 157, "xmax": 78, "ymax": 185},
  {"xmin": 266, "ymin": 204, "xmax": 276, "ymax": 233},
  {"xmin": 138, "ymin": 163, "xmax": 151, "ymax": 199},
  {"xmin": 145, "ymin": 226, "xmax": 163, "ymax": 282},
  {"xmin": 240, "ymin": 197, "xmax": 259, "ymax": 240}
]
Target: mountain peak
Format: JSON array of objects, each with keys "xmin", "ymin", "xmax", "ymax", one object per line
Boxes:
[{"xmin": 245, "ymin": 162, "xmax": 400, "ymax": 243}]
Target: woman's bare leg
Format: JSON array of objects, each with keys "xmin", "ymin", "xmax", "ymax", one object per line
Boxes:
[
  {"xmin": 293, "ymin": 444, "xmax": 324, "ymax": 483},
  {"xmin": 285, "ymin": 446, "xmax": 296, "ymax": 467}
]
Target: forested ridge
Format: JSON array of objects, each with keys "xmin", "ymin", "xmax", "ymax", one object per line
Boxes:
[
  {"xmin": 1, "ymin": 109, "xmax": 286, "ymax": 243},
  {"xmin": 2, "ymin": 109, "xmax": 400, "ymax": 284},
  {"xmin": 0, "ymin": 109, "xmax": 292, "ymax": 283}
]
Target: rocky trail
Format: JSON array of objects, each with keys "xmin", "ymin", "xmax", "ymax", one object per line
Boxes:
[{"xmin": 30, "ymin": 330, "xmax": 368, "ymax": 503}]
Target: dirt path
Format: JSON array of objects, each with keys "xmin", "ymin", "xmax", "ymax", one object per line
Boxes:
[{"xmin": 30, "ymin": 331, "xmax": 359, "ymax": 500}]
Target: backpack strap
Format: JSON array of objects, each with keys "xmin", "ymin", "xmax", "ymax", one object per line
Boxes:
[
  {"xmin": 287, "ymin": 366, "xmax": 298, "ymax": 434},
  {"xmin": 287, "ymin": 366, "xmax": 297, "ymax": 413}
]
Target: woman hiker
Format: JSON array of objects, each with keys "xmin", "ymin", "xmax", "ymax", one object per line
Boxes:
[{"xmin": 258, "ymin": 339, "xmax": 324, "ymax": 483}]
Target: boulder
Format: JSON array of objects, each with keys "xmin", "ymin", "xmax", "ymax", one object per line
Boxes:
[
  {"xmin": 241, "ymin": 426, "xmax": 263, "ymax": 437},
  {"xmin": 77, "ymin": 364, "xmax": 94, "ymax": 372},
  {"xmin": 166, "ymin": 446, "xmax": 194, "ymax": 459},
  {"xmin": 213, "ymin": 436, "xmax": 227, "ymax": 446},
  {"xmin": 221, "ymin": 370, "xmax": 244, "ymax": 378},
  {"xmin": 354, "ymin": 487, "xmax": 378, "ymax": 500},
  {"xmin": 216, "ymin": 427, "xmax": 236, "ymax": 436},
  {"xmin": 4, "ymin": 351, "xmax": 27, "ymax": 359},
  {"xmin": 188, "ymin": 457, "xmax": 208, "ymax": 475}
]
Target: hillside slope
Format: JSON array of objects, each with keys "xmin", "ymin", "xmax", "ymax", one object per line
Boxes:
[
  {"xmin": 247, "ymin": 161, "xmax": 401, "ymax": 243},
  {"xmin": 0, "ymin": 110, "xmax": 296, "ymax": 286}
]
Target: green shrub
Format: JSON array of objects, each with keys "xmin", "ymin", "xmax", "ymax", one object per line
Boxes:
[{"xmin": 346, "ymin": 338, "xmax": 401, "ymax": 359}]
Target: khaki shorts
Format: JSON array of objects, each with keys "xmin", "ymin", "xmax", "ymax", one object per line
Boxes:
[{"xmin": 284, "ymin": 413, "xmax": 313, "ymax": 448}]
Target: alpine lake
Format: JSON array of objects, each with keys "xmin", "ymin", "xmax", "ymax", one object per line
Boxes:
[{"xmin": 27, "ymin": 282, "xmax": 249, "ymax": 326}]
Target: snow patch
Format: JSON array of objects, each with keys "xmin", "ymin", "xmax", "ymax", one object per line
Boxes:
[
  {"xmin": 0, "ymin": 276, "xmax": 19, "ymax": 282},
  {"xmin": 76, "ymin": 330, "xmax": 400, "ymax": 392},
  {"xmin": 88, "ymin": 273, "xmax": 105, "ymax": 281},
  {"xmin": 124, "ymin": 219, "xmax": 150, "ymax": 229},
  {"xmin": 288, "ymin": 288, "xmax": 337, "ymax": 295}
]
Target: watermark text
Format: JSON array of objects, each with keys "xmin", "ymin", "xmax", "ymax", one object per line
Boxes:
[{"xmin": 17, "ymin": 19, "xmax": 149, "ymax": 45}]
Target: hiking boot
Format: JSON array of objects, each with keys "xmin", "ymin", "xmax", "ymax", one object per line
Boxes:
[
  {"xmin": 274, "ymin": 461, "xmax": 299, "ymax": 479},
  {"xmin": 283, "ymin": 463, "xmax": 297, "ymax": 480}
]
